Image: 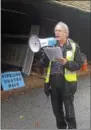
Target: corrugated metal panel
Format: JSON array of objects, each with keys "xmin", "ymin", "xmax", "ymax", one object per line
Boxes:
[
  {"xmin": 2, "ymin": 25, "xmax": 40, "ymax": 75},
  {"xmin": 22, "ymin": 25, "xmax": 40, "ymax": 75},
  {"xmin": 2, "ymin": 44, "xmax": 28, "ymax": 67}
]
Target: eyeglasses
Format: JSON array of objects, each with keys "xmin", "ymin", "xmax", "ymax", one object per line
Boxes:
[{"xmin": 54, "ymin": 29, "xmax": 66, "ymax": 33}]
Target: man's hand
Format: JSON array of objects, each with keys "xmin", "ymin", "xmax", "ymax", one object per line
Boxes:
[{"xmin": 56, "ymin": 58, "xmax": 68, "ymax": 65}]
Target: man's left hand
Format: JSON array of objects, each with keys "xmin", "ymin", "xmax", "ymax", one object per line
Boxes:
[{"xmin": 56, "ymin": 58, "xmax": 68, "ymax": 65}]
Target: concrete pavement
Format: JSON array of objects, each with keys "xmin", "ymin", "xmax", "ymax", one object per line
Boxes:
[{"xmin": 1, "ymin": 74, "xmax": 90, "ymax": 129}]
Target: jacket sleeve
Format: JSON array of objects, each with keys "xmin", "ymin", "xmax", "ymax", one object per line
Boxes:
[
  {"xmin": 65, "ymin": 44, "xmax": 83, "ymax": 71},
  {"xmin": 40, "ymin": 51, "xmax": 50, "ymax": 68}
]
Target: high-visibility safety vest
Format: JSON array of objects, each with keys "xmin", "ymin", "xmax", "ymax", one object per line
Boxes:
[{"xmin": 44, "ymin": 40, "xmax": 77, "ymax": 83}]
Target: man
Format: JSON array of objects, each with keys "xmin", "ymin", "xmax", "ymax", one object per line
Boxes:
[{"xmin": 40, "ymin": 22, "xmax": 83, "ymax": 129}]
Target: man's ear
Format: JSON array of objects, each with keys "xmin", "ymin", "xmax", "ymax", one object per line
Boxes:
[{"xmin": 66, "ymin": 33, "xmax": 69, "ymax": 37}]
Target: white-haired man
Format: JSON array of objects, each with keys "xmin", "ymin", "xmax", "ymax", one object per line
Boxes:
[{"xmin": 40, "ymin": 22, "xmax": 83, "ymax": 129}]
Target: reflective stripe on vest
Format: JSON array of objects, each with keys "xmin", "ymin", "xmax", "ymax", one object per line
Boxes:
[
  {"xmin": 64, "ymin": 42, "xmax": 77, "ymax": 82},
  {"xmin": 45, "ymin": 61, "xmax": 52, "ymax": 83},
  {"xmin": 45, "ymin": 41, "xmax": 77, "ymax": 83}
]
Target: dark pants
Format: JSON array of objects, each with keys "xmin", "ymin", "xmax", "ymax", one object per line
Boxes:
[{"xmin": 50, "ymin": 74, "xmax": 77, "ymax": 129}]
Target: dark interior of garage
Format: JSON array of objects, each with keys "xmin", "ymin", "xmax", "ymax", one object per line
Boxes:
[{"xmin": 1, "ymin": 0, "xmax": 91, "ymax": 77}]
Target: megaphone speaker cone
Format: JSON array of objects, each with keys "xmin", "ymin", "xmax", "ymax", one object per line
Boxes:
[{"xmin": 28, "ymin": 35, "xmax": 41, "ymax": 53}]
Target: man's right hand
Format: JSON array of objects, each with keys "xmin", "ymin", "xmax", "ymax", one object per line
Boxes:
[{"xmin": 56, "ymin": 58, "xmax": 68, "ymax": 65}]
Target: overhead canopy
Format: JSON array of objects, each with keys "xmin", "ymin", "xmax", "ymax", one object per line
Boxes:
[{"xmin": 1, "ymin": 0, "xmax": 91, "ymax": 60}]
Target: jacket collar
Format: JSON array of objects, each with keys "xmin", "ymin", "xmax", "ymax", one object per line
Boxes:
[{"xmin": 56, "ymin": 39, "xmax": 72, "ymax": 50}]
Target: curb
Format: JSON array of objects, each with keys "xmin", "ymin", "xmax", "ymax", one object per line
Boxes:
[
  {"xmin": 1, "ymin": 75, "xmax": 44, "ymax": 100},
  {"xmin": 1, "ymin": 70, "xmax": 90, "ymax": 100}
]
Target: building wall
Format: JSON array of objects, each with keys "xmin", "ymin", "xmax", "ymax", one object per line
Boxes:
[
  {"xmin": 38, "ymin": 1, "xmax": 90, "ymax": 60},
  {"xmin": 1, "ymin": 0, "xmax": 91, "ymax": 66}
]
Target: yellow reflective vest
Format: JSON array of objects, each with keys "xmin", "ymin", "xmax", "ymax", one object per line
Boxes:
[{"xmin": 44, "ymin": 40, "xmax": 77, "ymax": 83}]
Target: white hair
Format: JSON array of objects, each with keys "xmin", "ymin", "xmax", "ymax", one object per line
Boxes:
[{"xmin": 54, "ymin": 22, "xmax": 69, "ymax": 37}]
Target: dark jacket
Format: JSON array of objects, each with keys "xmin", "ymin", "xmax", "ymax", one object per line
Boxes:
[
  {"xmin": 40, "ymin": 39, "xmax": 83, "ymax": 97},
  {"xmin": 40, "ymin": 39, "xmax": 83, "ymax": 72}
]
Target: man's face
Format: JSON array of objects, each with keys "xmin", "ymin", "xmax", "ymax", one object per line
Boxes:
[{"xmin": 54, "ymin": 25, "xmax": 67, "ymax": 41}]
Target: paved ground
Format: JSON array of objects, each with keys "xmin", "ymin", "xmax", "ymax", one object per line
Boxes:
[{"xmin": 1, "ymin": 74, "xmax": 90, "ymax": 129}]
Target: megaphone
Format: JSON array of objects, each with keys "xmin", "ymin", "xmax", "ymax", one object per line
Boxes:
[{"xmin": 28, "ymin": 35, "xmax": 57, "ymax": 53}]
